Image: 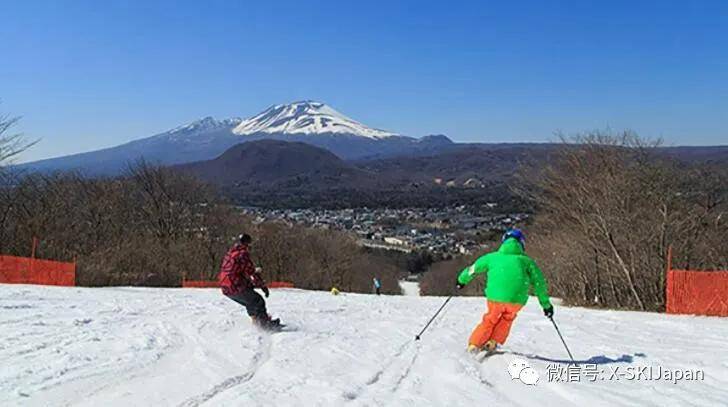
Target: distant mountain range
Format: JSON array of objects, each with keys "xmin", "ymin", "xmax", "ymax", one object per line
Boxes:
[
  {"xmin": 15, "ymin": 100, "xmax": 727, "ymax": 185},
  {"xmin": 177, "ymin": 139, "xmax": 528, "ymax": 208},
  {"xmin": 178, "ymin": 139, "xmax": 557, "ymax": 190},
  {"xmin": 178, "ymin": 139, "xmax": 372, "ymax": 188},
  {"xmin": 174, "ymin": 135, "xmax": 727, "ymax": 208},
  {"xmin": 17, "ymin": 101, "xmax": 454, "ymax": 175}
]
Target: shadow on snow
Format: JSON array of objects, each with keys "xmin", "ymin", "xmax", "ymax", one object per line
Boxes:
[{"xmin": 507, "ymin": 351, "xmax": 647, "ymax": 365}]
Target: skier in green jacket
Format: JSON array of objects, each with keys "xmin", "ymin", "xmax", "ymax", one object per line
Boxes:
[{"xmin": 456, "ymin": 229, "xmax": 554, "ymax": 353}]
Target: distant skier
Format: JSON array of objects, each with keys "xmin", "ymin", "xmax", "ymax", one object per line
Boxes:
[
  {"xmin": 456, "ymin": 229, "xmax": 553, "ymax": 354},
  {"xmin": 218, "ymin": 233, "xmax": 282, "ymax": 330},
  {"xmin": 373, "ymin": 277, "xmax": 382, "ymax": 295}
]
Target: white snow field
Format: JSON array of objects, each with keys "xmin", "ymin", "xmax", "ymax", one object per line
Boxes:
[
  {"xmin": 398, "ymin": 280, "xmax": 420, "ymax": 296},
  {"xmin": 233, "ymin": 101, "xmax": 399, "ymax": 139},
  {"xmin": 2, "ymin": 285, "xmax": 727, "ymax": 407}
]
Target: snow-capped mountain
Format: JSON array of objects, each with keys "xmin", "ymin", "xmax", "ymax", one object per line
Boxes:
[
  {"xmin": 16, "ymin": 101, "xmax": 453, "ymax": 176},
  {"xmin": 14, "ymin": 116, "xmax": 246, "ymax": 175},
  {"xmin": 168, "ymin": 116, "xmax": 242, "ymax": 138},
  {"xmin": 233, "ymin": 101, "xmax": 398, "ymax": 139}
]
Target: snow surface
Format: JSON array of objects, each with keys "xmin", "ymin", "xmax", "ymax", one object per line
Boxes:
[
  {"xmin": 399, "ymin": 280, "xmax": 420, "ymax": 296},
  {"xmin": 168, "ymin": 117, "xmax": 243, "ymax": 136},
  {"xmin": 233, "ymin": 101, "xmax": 399, "ymax": 139},
  {"xmin": 2, "ymin": 285, "xmax": 727, "ymax": 406}
]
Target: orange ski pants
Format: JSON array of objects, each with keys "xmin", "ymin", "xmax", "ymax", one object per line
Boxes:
[{"xmin": 469, "ymin": 300, "xmax": 523, "ymax": 347}]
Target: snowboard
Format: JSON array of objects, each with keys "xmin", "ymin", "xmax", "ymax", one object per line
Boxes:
[
  {"xmin": 261, "ymin": 322, "xmax": 287, "ymax": 332},
  {"xmin": 254, "ymin": 324, "xmax": 291, "ymax": 333},
  {"xmin": 268, "ymin": 323, "xmax": 288, "ymax": 332},
  {"xmin": 252, "ymin": 317, "xmax": 289, "ymax": 333}
]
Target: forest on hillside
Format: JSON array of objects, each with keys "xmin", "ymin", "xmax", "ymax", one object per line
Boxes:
[{"xmin": 422, "ymin": 131, "xmax": 728, "ymax": 312}]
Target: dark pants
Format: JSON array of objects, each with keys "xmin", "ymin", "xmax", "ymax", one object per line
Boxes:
[{"xmin": 226, "ymin": 288, "xmax": 267, "ymax": 318}]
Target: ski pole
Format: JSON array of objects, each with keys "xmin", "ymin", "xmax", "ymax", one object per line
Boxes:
[
  {"xmin": 549, "ymin": 316, "xmax": 576, "ymax": 364},
  {"xmin": 415, "ymin": 295, "xmax": 452, "ymax": 341}
]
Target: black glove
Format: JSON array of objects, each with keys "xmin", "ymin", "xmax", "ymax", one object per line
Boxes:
[
  {"xmin": 261, "ymin": 286, "xmax": 270, "ymax": 298},
  {"xmin": 456, "ymin": 280, "xmax": 465, "ymax": 290},
  {"xmin": 543, "ymin": 305, "xmax": 554, "ymax": 319}
]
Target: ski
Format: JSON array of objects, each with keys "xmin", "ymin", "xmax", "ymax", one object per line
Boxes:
[{"xmin": 474, "ymin": 349, "xmax": 504, "ymax": 362}]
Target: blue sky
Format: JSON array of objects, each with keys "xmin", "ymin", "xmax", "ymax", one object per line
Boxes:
[{"xmin": 2, "ymin": 0, "xmax": 727, "ymax": 162}]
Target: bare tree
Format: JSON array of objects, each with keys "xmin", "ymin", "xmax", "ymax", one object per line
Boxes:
[
  {"xmin": 0, "ymin": 154, "xmax": 406, "ymax": 291},
  {"xmin": 515, "ymin": 130, "xmax": 728, "ymax": 312},
  {"xmin": 0, "ymin": 111, "xmax": 37, "ymax": 166}
]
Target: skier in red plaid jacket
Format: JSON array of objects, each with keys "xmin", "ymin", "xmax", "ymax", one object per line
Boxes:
[{"xmin": 218, "ymin": 234, "xmax": 280, "ymax": 329}]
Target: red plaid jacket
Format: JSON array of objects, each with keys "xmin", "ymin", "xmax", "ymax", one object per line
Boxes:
[{"xmin": 218, "ymin": 243, "xmax": 265, "ymax": 296}]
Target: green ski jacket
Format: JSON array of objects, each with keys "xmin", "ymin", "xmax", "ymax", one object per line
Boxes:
[{"xmin": 457, "ymin": 238, "xmax": 552, "ymax": 309}]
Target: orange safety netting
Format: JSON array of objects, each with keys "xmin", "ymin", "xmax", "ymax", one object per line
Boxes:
[
  {"xmin": 182, "ymin": 279, "xmax": 294, "ymax": 289},
  {"xmin": 0, "ymin": 255, "xmax": 76, "ymax": 286},
  {"xmin": 666, "ymin": 270, "xmax": 728, "ymax": 316}
]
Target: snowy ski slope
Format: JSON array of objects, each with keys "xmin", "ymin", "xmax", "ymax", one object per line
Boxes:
[{"xmin": 1, "ymin": 285, "xmax": 727, "ymax": 406}]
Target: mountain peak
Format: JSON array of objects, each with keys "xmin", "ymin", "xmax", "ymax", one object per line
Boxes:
[
  {"xmin": 233, "ymin": 101, "xmax": 398, "ymax": 139},
  {"xmin": 169, "ymin": 116, "xmax": 242, "ymax": 135}
]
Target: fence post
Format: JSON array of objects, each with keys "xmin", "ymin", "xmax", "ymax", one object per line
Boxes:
[
  {"xmin": 28, "ymin": 237, "xmax": 39, "ymax": 283},
  {"xmin": 665, "ymin": 246, "xmax": 673, "ymax": 314},
  {"xmin": 72, "ymin": 255, "xmax": 77, "ymax": 286},
  {"xmin": 31, "ymin": 237, "xmax": 38, "ymax": 259}
]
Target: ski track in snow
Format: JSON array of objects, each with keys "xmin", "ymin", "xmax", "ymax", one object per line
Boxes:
[
  {"xmin": 178, "ymin": 334, "xmax": 271, "ymax": 407},
  {"xmin": 2, "ymin": 285, "xmax": 728, "ymax": 406}
]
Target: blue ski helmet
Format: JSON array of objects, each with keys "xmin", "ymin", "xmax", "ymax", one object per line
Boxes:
[{"xmin": 502, "ymin": 228, "xmax": 525, "ymax": 248}]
